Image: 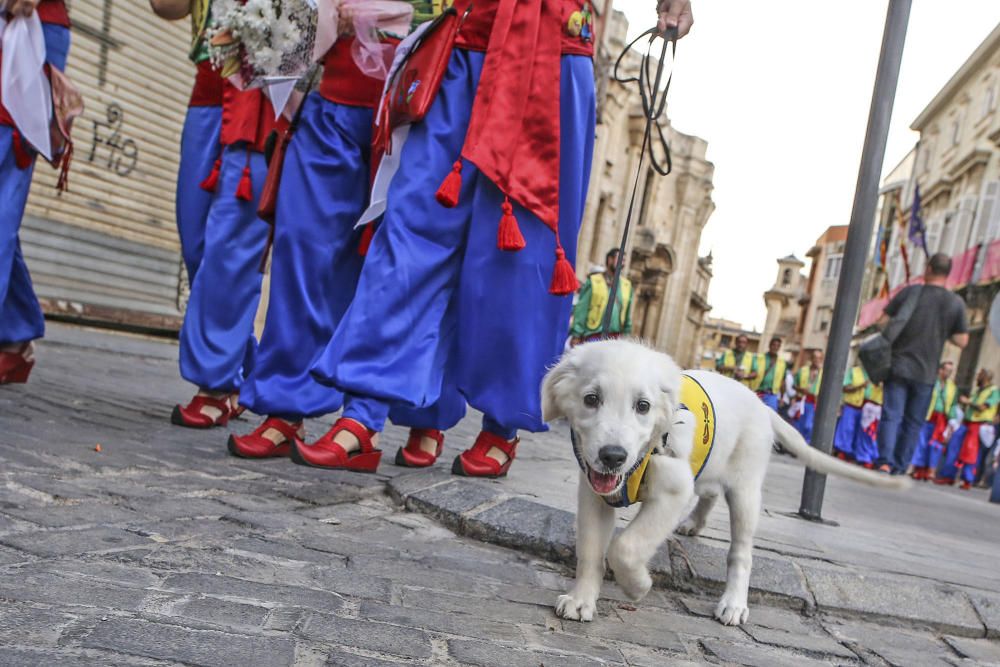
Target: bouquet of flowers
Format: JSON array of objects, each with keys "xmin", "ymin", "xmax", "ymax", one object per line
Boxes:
[{"xmin": 206, "ymin": 0, "xmax": 318, "ymax": 89}]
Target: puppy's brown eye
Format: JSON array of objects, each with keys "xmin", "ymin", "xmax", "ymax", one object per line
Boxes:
[
  {"xmin": 584, "ymin": 393, "xmax": 600, "ymax": 408},
  {"xmin": 636, "ymin": 400, "xmax": 651, "ymax": 415}
]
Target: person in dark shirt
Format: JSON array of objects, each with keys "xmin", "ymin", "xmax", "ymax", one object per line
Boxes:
[{"xmin": 875, "ymin": 253, "xmax": 969, "ymax": 473}]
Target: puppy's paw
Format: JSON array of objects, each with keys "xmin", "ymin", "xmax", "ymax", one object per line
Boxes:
[
  {"xmin": 675, "ymin": 518, "xmax": 702, "ymax": 536},
  {"xmin": 556, "ymin": 591, "xmax": 597, "ymax": 622},
  {"xmin": 714, "ymin": 595, "xmax": 749, "ymax": 626},
  {"xmin": 607, "ymin": 539, "xmax": 652, "ymax": 602}
]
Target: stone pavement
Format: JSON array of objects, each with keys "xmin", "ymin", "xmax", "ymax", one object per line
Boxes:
[{"xmin": 0, "ymin": 323, "xmax": 998, "ymax": 666}]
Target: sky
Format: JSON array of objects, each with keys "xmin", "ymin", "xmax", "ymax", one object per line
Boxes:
[{"xmin": 615, "ymin": 0, "xmax": 1000, "ymax": 331}]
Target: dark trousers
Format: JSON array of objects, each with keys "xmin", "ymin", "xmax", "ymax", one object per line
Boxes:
[{"xmin": 876, "ymin": 376, "xmax": 934, "ymax": 471}]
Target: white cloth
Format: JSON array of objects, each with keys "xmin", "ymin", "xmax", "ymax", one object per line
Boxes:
[
  {"xmin": 860, "ymin": 403, "xmax": 882, "ymax": 431},
  {"xmin": 355, "ymin": 20, "xmax": 432, "ymax": 228},
  {"xmin": 1, "ymin": 11, "xmax": 52, "ymax": 160}
]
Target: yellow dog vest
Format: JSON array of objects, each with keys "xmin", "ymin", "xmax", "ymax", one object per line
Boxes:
[{"xmin": 603, "ymin": 374, "xmax": 717, "ymax": 508}]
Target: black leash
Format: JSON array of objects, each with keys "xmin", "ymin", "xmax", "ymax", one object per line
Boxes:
[{"xmin": 599, "ymin": 27, "xmax": 677, "ymax": 339}]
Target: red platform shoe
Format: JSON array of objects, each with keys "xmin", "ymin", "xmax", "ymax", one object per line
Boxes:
[
  {"xmin": 228, "ymin": 417, "xmax": 302, "ymax": 459},
  {"xmin": 910, "ymin": 467, "xmax": 927, "ymax": 481},
  {"xmin": 959, "ymin": 481, "xmax": 972, "ymax": 490},
  {"xmin": 452, "ymin": 431, "xmax": 519, "ymax": 478},
  {"xmin": 395, "ymin": 428, "xmax": 444, "ymax": 468},
  {"xmin": 229, "ymin": 393, "xmax": 246, "ymax": 420},
  {"xmin": 171, "ymin": 394, "xmax": 232, "ymax": 428},
  {"xmin": 860, "ymin": 462, "xmax": 874, "ymax": 470},
  {"xmin": 0, "ymin": 343, "xmax": 34, "ymax": 384},
  {"xmin": 291, "ymin": 417, "xmax": 381, "ymax": 472},
  {"xmin": 932, "ymin": 476, "xmax": 954, "ymax": 486}
]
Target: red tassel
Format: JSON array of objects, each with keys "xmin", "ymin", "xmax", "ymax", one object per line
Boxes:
[
  {"xmin": 12, "ymin": 131, "xmax": 32, "ymax": 170},
  {"xmin": 56, "ymin": 141, "xmax": 74, "ymax": 194},
  {"xmin": 200, "ymin": 158, "xmax": 221, "ymax": 193},
  {"xmin": 549, "ymin": 245, "xmax": 579, "ymax": 296},
  {"xmin": 497, "ymin": 197, "xmax": 526, "ymax": 251},
  {"xmin": 358, "ymin": 222, "xmax": 376, "ymax": 257},
  {"xmin": 235, "ymin": 166, "xmax": 253, "ymax": 201},
  {"xmin": 435, "ymin": 159, "xmax": 463, "ymax": 208}
]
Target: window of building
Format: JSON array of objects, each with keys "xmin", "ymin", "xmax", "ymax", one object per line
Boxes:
[
  {"xmin": 815, "ymin": 308, "xmax": 831, "ymax": 333},
  {"xmin": 983, "ymin": 82, "xmax": 997, "ymax": 119},
  {"xmin": 781, "ymin": 268, "xmax": 792, "ymax": 287},
  {"xmin": 921, "ymin": 141, "xmax": 934, "ymax": 173},
  {"xmin": 720, "ymin": 335, "xmax": 732, "ymax": 347},
  {"xmin": 951, "ymin": 115, "xmax": 962, "ymax": 146},
  {"xmin": 824, "ymin": 254, "xmax": 843, "ymax": 281}
]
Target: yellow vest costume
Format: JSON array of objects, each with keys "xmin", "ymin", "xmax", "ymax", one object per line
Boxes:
[
  {"xmin": 925, "ymin": 379, "xmax": 957, "ymax": 420},
  {"xmin": 754, "ymin": 353, "xmax": 787, "ymax": 394},
  {"xmin": 585, "ymin": 273, "xmax": 632, "ymax": 332},
  {"xmin": 968, "ymin": 385, "xmax": 999, "ymax": 423},
  {"xmin": 718, "ymin": 349, "xmax": 756, "ymax": 389},
  {"xmin": 842, "ymin": 367, "xmax": 866, "ymax": 408},
  {"xmin": 577, "ymin": 374, "xmax": 716, "ymax": 509}
]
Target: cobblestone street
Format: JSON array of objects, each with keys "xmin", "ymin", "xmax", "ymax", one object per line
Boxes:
[{"xmin": 0, "ymin": 324, "xmax": 998, "ymax": 666}]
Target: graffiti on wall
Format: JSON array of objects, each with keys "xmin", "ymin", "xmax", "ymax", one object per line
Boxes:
[{"xmin": 88, "ymin": 103, "xmax": 138, "ymax": 177}]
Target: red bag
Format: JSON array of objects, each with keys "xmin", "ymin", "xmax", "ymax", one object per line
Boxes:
[{"xmin": 375, "ymin": 6, "xmax": 468, "ymax": 153}]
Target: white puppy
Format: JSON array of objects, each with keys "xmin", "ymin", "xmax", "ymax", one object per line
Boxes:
[{"xmin": 542, "ymin": 339, "xmax": 908, "ymax": 626}]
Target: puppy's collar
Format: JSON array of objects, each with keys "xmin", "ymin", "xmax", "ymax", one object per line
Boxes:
[{"xmin": 572, "ymin": 373, "xmax": 717, "ymax": 509}]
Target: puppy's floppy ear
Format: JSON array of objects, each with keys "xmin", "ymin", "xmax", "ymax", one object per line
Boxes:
[
  {"xmin": 654, "ymin": 351, "xmax": 683, "ymax": 429},
  {"xmin": 541, "ymin": 351, "xmax": 579, "ymax": 423}
]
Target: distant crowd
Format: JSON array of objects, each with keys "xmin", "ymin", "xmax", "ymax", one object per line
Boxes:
[{"xmin": 714, "ymin": 333, "xmax": 999, "ymax": 496}]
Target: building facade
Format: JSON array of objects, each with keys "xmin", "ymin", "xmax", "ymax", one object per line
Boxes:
[
  {"xmin": 761, "ymin": 254, "xmax": 806, "ymax": 363},
  {"xmin": 23, "ymin": 3, "xmax": 194, "ymax": 331},
  {"xmin": 858, "ymin": 23, "xmax": 1000, "ymax": 388},
  {"xmin": 576, "ymin": 9, "xmax": 716, "ymax": 367},
  {"xmin": 794, "ymin": 226, "xmax": 848, "ymax": 366},
  {"xmin": 695, "ymin": 317, "xmax": 761, "ymax": 371}
]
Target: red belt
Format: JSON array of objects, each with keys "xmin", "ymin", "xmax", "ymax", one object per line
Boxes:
[
  {"xmin": 450, "ymin": 0, "xmax": 595, "ymax": 57},
  {"xmin": 319, "ymin": 38, "xmax": 393, "ymax": 109},
  {"xmin": 220, "ymin": 84, "xmax": 287, "ymax": 153},
  {"xmin": 189, "ymin": 61, "xmax": 224, "ymax": 107},
  {"xmin": 804, "ymin": 395, "xmax": 817, "ymax": 405},
  {"xmin": 34, "ymin": 0, "xmax": 70, "ymax": 27}
]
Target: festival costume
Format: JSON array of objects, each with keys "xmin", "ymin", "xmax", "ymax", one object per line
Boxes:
[
  {"xmin": 173, "ymin": 68, "xmax": 284, "ymax": 425},
  {"xmin": 935, "ymin": 384, "xmax": 999, "ymax": 487},
  {"xmin": 792, "ymin": 365, "xmax": 822, "ymax": 443},
  {"xmin": 852, "ymin": 382, "xmax": 882, "ymax": 466},
  {"xmin": 571, "ymin": 271, "xmax": 633, "ymax": 341},
  {"xmin": 833, "ymin": 366, "xmax": 866, "ymax": 460},
  {"xmin": 909, "ymin": 378, "xmax": 957, "ymax": 480},
  {"xmin": 301, "ymin": 0, "xmax": 597, "ymax": 474},
  {"xmin": 754, "ymin": 352, "xmax": 787, "ymax": 412},
  {"xmin": 232, "ymin": 39, "xmax": 387, "ymax": 452},
  {"xmin": 716, "ymin": 348, "xmax": 757, "ymax": 389},
  {"xmin": 0, "ymin": 2, "xmax": 71, "ymax": 382},
  {"xmin": 176, "ymin": 0, "xmax": 224, "ymax": 282}
]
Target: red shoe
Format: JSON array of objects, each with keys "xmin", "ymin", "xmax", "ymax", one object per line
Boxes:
[
  {"xmin": 395, "ymin": 428, "xmax": 444, "ymax": 468},
  {"xmin": 933, "ymin": 477, "xmax": 954, "ymax": 486},
  {"xmin": 229, "ymin": 393, "xmax": 247, "ymax": 420},
  {"xmin": 835, "ymin": 451, "xmax": 851, "ymax": 462},
  {"xmin": 171, "ymin": 394, "xmax": 231, "ymax": 429},
  {"xmin": 228, "ymin": 417, "xmax": 302, "ymax": 459},
  {"xmin": 291, "ymin": 417, "xmax": 381, "ymax": 472},
  {"xmin": 0, "ymin": 343, "xmax": 34, "ymax": 384},
  {"xmin": 861, "ymin": 462, "xmax": 874, "ymax": 470},
  {"xmin": 911, "ymin": 467, "xmax": 927, "ymax": 481},
  {"xmin": 960, "ymin": 481, "xmax": 971, "ymax": 490},
  {"xmin": 452, "ymin": 431, "xmax": 519, "ymax": 478}
]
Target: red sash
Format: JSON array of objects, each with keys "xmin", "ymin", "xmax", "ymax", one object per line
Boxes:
[
  {"xmin": 319, "ymin": 37, "xmax": 391, "ymax": 109},
  {"xmin": 958, "ymin": 421, "xmax": 983, "ymax": 466},
  {"xmin": 927, "ymin": 411, "xmax": 948, "ymax": 445},
  {"xmin": 220, "ymin": 84, "xmax": 286, "ymax": 153},
  {"xmin": 189, "ymin": 61, "xmax": 224, "ymax": 107},
  {"xmin": 34, "ymin": 0, "xmax": 69, "ymax": 26},
  {"xmin": 452, "ymin": 0, "xmax": 595, "ymax": 57}
]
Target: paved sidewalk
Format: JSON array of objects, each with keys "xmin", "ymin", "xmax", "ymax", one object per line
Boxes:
[{"xmin": 0, "ymin": 323, "xmax": 998, "ymax": 666}]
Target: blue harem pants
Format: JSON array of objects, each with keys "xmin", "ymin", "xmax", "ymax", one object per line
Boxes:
[{"xmin": 176, "ymin": 101, "xmax": 223, "ymax": 282}]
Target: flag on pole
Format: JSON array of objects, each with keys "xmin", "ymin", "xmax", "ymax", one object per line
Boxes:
[{"xmin": 908, "ymin": 184, "xmax": 929, "ymax": 257}]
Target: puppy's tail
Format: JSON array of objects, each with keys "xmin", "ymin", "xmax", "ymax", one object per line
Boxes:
[{"xmin": 769, "ymin": 410, "xmax": 911, "ymax": 490}]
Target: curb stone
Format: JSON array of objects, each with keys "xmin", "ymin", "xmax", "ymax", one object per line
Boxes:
[{"xmin": 388, "ymin": 471, "xmax": 991, "ymax": 638}]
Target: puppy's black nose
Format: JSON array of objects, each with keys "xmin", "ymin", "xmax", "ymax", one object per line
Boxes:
[{"xmin": 598, "ymin": 445, "xmax": 628, "ymax": 470}]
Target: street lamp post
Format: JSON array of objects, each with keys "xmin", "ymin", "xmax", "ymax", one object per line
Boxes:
[{"xmin": 798, "ymin": 0, "xmax": 912, "ymax": 521}]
